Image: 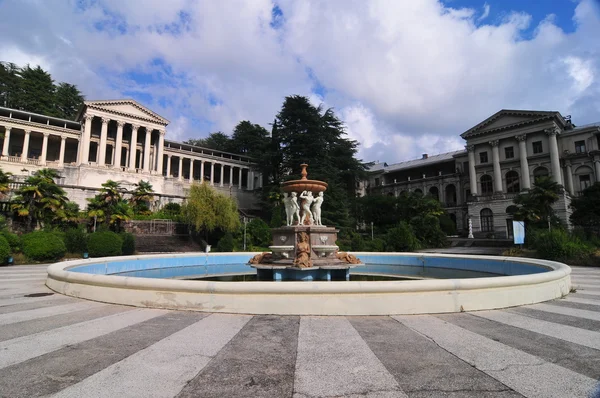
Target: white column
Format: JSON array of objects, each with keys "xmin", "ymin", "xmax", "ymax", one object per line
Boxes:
[
  {"xmin": 143, "ymin": 128, "xmax": 152, "ymax": 172},
  {"xmin": 114, "ymin": 121, "xmax": 124, "ymax": 169},
  {"xmin": 178, "ymin": 157, "xmax": 184, "ymax": 181},
  {"xmin": 564, "ymin": 161, "xmax": 574, "ymax": 195},
  {"xmin": 79, "ymin": 114, "xmax": 92, "ymax": 165},
  {"xmin": 238, "ymin": 167, "xmax": 243, "ymax": 189},
  {"xmin": 210, "ymin": 162, "xmax": 215, "ymax": 185},
  {"xmin": 129, "ymin": 125, "xmax": 139, "ymax": 171},
  {"xmin": 98, "ymin": 118, "xmax": 109, "ymax": 166},
  {"xmin": 229, "ymin": 165, "xmax": 233, "ymax": 186},
  {"xmin": 545, "ymin": 128, "xmax": 563, "ymax": 185},
  {"xmin": 248, "ymin": 170, "xmax": 254, "ymax": 190},
  {"xmin": 594, "ymin": 157, "xmax": 600, "ymax": 184},
  {"xmin": 21, "ymin": 130, "xmax": 31, "ymax": 163},
  {"xmin": 515, "ymin": 134, "xmax": 531, "ymax": 190},
  {"xmin": 200, "ymin": 160, "xmax": 205, "ymax": 182},
  {"xmin": 489, "ymin": 140, "xmax": 502, "ymax": 192},
  {"xmin": 166, "ymin": 154, "xmax": 172, "ymax": 177},
  {"xmin": 156, "ymin": 130, "xmax": 165, "ymax": 174},
  {"xmin": 219, "ymin": 164, "xmax": 224, "ymax": 187},
  {"xmin": 40, "ymin": 132, "xmax": 49, "ymax": 165},
  {"xmin": 189, "ymin": 159, "xmax": 194, "ymax": 183},
  {"xmin": 58, "ymin": 135, "xmax": 67, "ymax": 166},
  {"xmin": 466, "ymin": 145, "xmax": 477, "ymax": 196},
  {"xmin": 2, "ymin": 127, "xmax": 11, "ymax": 157}
]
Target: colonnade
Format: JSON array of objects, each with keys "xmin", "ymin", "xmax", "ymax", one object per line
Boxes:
[{"xmin": 1, "ymin": 126, "xmax": 74, "ymax": 166}]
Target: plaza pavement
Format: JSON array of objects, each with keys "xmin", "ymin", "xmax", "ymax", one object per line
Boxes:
[{"xmin": 0, "ymin": 264, "xmax": 599, "ymax": 397}]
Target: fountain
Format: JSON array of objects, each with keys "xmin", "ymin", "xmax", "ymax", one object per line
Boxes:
[{"xmin": 248, "ymin": 164, "xmax": 361, "ymax": 281}]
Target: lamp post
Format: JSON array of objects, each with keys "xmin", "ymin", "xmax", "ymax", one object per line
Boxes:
[{"xmin": 371, "ymin": 221, "xmax": 374, "ymax": 240}]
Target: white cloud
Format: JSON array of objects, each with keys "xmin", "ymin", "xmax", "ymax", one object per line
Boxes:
[{"xmin": 0, "ymin": 0, "xmax": 599, "ymax": 165}]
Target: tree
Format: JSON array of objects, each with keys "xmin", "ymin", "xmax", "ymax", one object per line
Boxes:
[
  {"xmin": 570, "ymin": 182, "xmax": 600, "ymax": 236},
  {"xmin": 184, "ymin": 132, "xmax": 232, "ymax": 152},
  {"xmin": 0, "ymin": 168, "xmax": 12, "ymax": 198},
  {"xmin": 513, "ymin": 176, "xmax": 562, "ymax": 227},
  {"xmin": 54, "ymin": 82, "xmax": 84, "ymax": 119},
  {"xmin": 0, "ymin": 62, "xmax": 20, "ymax": 108},
  {"xmin": 11, "ymin": 168, "xmax": 69, "ymax": 230},
  {"xmin": 17, "ymin": 65, "xmax": 58, "ymax": 117},
  {"xmin": 87, "ymin": 180, "xmax": 133, "ymax": 231},
  {"xmin": 229, "ymin": 121, "xmax": 269, "ymax": 158},
  {"xmin": 130, "ymin": 180, "xmax": 154, "ymax": 214},
  {"xmin": 182, "ymin": 182, "xmax": 240, "ymax": 239}
]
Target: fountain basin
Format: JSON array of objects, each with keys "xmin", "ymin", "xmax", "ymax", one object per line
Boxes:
[
  {"xmin": 281, "ymin": 179, "xmax": 328, "ymax": 193},
  {"xmin": 46, "ymin": 252, "xmax": 572, "ymax": 315},
  {"xmin": 312, "ymin": 245, "xmax": 339, "ymax": 258}
]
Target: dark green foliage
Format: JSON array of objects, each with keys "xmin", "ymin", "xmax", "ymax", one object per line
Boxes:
[
  {"xmin": 1, "ymin": 230, "xmax": 20, "ymax": 253},
  {"xmin": 87, "ymin": 180, "xmax": 133, "ymax": 232},
  {"xmin": 185, "ymin": 132, "xmax": 232, "ymax": 151},
  {"xmin": 0, "ymin": 235, "xmax": 10, "ymax": 264},
  {"xmin": 514, "ymin": 177, "xmax": 562, "ymax": 226},
  {"xmin": 365, "ymin": 238, "xmax": 386, "ymax": 252},
  {"xmin": 64, "ymin": 227, "xmax": 88, "ymax": 253},
  {"xmin": 162, "ymin": 203, "xmax": 181, "ymax": 216},
  {"xmin": 121, "ymin": 232, "xmax": 136, "ymax": 255},
  {"xmin": 439, "ymin": 214, "xmax": 457, "ymax": 236},
  {"xmin": 88, "ymin": 231, "xmax": 123, "ymax": 257},
  {"xmin": 410, "ymin": 214, "xmax": 448, "ymax": 248},
  {"xmin": 0, "ymin": 61, "xmax": 84, "ymax": 118},
  {"xmin": 384, "ymin": 222, "xmax": 421, "ymax": 252},
  {"xmin": 269, "ymin": 205, "xmax": 284, "ymax": 228},
  {"xmin": 229, "ymin": 121, "xmax": 269, "ymax": 158},
  {"xmin": 216, "ymin": 233, "xmax": 235, "ymax": 252},
  {"xmin": 22, "ymin": 231, "xmax": 66, "ymax": 261},
  {"xmin": 570, "ymin": 183, "xmax": 600, "ymax": 236},
  {"xmin": 247, "ymin": 218, "xmax": 271, "ymax": 247},
  {"xmin": 529, "ymin": 229, "xmax": 594, "ymax": 264}
]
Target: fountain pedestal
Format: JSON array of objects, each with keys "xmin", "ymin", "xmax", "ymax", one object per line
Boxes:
[{"xmin": 249, "ymin": 225, "xmax": 360, "ymax": 281}]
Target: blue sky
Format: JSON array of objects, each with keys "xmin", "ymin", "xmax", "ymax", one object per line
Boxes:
[{"xmin": 0, "ymin": 0, "xmax": 599, "ymax": 163}]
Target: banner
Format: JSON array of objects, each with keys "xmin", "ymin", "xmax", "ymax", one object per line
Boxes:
[{"xmin": 513, "ymin": 221, "xmax": 525, "ymax": 245}]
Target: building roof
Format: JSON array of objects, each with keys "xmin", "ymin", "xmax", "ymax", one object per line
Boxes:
[
  {"xmin": 571, "ymin": 121, "xmax": 600, "ymax": 131},
  {"xmin": 461, "ymin": 109, "xmax": 565, "ymax": 139},
  {"xmin": 368, "ymin": 150, "xmax": 465, "ymax": 173}
]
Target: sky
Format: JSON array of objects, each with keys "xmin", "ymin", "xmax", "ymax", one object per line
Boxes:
[{"xmin": 0, "ymin": 0, "xmax": 599, "ymax": 165}]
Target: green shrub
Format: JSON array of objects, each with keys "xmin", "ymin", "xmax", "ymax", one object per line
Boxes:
[
  {"xmin": 121, "ymin": 232, "xmax": 136, "ymax": 255},
  {"xmin": 88, "ymin": 231, "xmax": 123, "ymax": 257},
  {"xmin": 439, "ymin": 214, "xmax": 457, "ymax": 236},
  {"xmin": 532, "ymin": 229, "xmax": 594, "ymax": 264},
  {"xmin": 22, "ymin": 231, "xmax": 66, "ymax": 262},
  {"xmin": 1, "ymin": 231, "xmax": 21, "ymax": 253},
  {"xmin": 0, "ymin": 235, "xmax": 10, "ymax": 264},
  {"xmin": 365, "ymin": 237, "xmax": 385, "ymax": 252},
  {"xmin": 385, "ymin": 222, "xmax": 420, "ymax": 252},
  {"xmin": 247, "ymin": 218, "xmax": 271, "ymax": 247},
  {"xmin": 216, "ymin": 233, "xmax": 235, "ymax": 252},
  {"xmin": 64, "ymin": 227, "xmax": 88, "ymax": 254},
  {"xmin": 410, "ymin": 215, "xmax": 448, "ymax": 248}
]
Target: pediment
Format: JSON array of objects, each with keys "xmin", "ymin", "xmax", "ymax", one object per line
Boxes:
[
  {"xmin": 461, "ymin": 110, "xmax": 563, "ymax": 139},
  {"xmin": 80, "ymin": 100, "xmax": 169, "ymax": 125}
]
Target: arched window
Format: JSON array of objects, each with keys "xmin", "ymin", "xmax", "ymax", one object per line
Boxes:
[
  {"xmin": 574, "ymin": 165, "xmax": 594, "ymax": 193},
  {"xmin": 414, "ymin": 189, "xmax": 423, "ymax": 195},
  {"xmin": 429, "ymin": 186, "xmax": 439, "ymax": 201},
  {"xmin": 480, "ymin": 175, "xmax": 493, "ymax": 195},
  {"xmin": 445, "ymin": 184, "xmax": 457, "ymax": 205},
  {"xmin": 533, "ymin": 167, "xmax": 549, "ymax": 182},
  {"xmin": 480, "ymin": 208, "xmax": 494, "ymax": 232},
  {"xmin": 506, "ymin": 171, "xmax": 520, "ymax": 193}
]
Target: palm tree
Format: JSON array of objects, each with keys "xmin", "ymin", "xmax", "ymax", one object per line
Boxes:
[
  {"xmin": 86, "ymin": 180, "xmax": 133, "ymax": 231},
  {"xmin": 0, "ymin": 168, "xmax": 12, "ymax": 199},
  {"xmin": 130, "ymin": 180, "xmax": 154, "ymax": 214},
  {"xmin": 514, "ymin": 176, "xmax": 562, "ymax": 228},
  {"xmin": 11, "ymin": 168, "xmax": 68, "ymax": 230}
]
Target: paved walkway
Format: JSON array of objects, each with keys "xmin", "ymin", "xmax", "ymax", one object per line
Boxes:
[{"xmin": 0, "ymin": 264, "xmax": 599, "ymax": 397}]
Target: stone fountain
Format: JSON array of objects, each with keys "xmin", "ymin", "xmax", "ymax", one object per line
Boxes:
[{"xmin": 249, "ymin": 164, "xmax": 361, "ymax": 281}]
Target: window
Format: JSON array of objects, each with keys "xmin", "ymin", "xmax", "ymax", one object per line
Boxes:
[
  {"xmin": 532, "ymin": 141, "xmax": 543, "ymax": 154},
  {"xmin": 479, "ymin": 151, "xmax": 488, "ymax": 164},
  {"xmin": 575, "ymin": 140, "xmax": 586, "ymax": 154},
  {"xmin": 533, "ymin": 167, "xmax": 549, "ymax": 182},
  {"xmin": 579, "ymin": 174, "xmax": 591, "ymax": 191},
  {"xmin": 480, "ymin": 175, "xmax": 493, "ymax": 195},
  {"xmin": 506, "ymin": 171, "xmax": 520, "ymax": 193},
  {"xmin": 480, "ymin": 208, "xmax": 494, "ymax": 232},
  {"xmin": 504, "ymin": 146, "xmax": 514, "ymax": 159},
  {"xmin": 374, "ymin": 178, "xmax": 380, "ymax": 186}
]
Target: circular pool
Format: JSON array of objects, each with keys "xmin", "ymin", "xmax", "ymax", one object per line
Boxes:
[{"xmin": 46, "ymin": 252, "xmax": 572, "ymax": 315}]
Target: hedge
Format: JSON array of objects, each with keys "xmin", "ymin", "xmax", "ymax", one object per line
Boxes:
[
  {"xmin": 121, "ymin": 232, "xmax": 136, "ymax": 255},
  {"xmin": 64, "ymin": 227, "xmax": 88, "ymax": 254},
  {"xmin": 88, "ymin": 231, "xmax": 123, "ymax": 257},
  {"xmin": 0, "ymin": 235, "xmax": 10, "ymax": 264},
  {"xmin": 22, "ymin": 231, "xmax": 66, "ymax": 262},
  {"xmin": 1, "ymin": 231, "xmax": 21, "ymax": 253}
]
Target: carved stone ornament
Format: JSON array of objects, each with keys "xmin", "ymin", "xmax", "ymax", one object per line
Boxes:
[
  {"xmin": 515, "ymin": 134, "xmax": 527, "ymax": 142},
  {"xmin": 466, "ymin": 144, "xmax": 475, "ymax": 152},
  {"xmin": 279, "ymin": 235, "xmax": 288, "ymax": 243},
  {"xmin": 488, "ymin": 140, "xmax": 499, "ymax": 147},
  {"xmin": 319, "ymin": 235, "xmax": 328, "ymax": 244},
  {"xmin": 293, "ymin": 232, "xmax": 312, "ymax": 268},
  {"xmin": 336, "ymin": 252, "xmax": 362, "ymax": 265},
  {"xmin": 544, "ymin": 128, "xmax": 559, "ymax": 136}
]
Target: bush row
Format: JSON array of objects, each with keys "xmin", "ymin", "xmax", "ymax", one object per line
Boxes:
[
  {"xmin": 0, "ymin": 229, "xmax": 137, "ymax": 264},
  {"xmin": 527, "ymin": 228, "xmax": 596, "ymax": 265}
]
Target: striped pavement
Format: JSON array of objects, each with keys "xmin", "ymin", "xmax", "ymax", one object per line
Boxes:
[{"xmin": 0, "ymin": 264, "xmax": 599, "ymax": 397}]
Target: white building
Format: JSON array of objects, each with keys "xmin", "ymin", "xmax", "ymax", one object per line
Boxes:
[
  {"xmin": 0, "ymin": 100, "xmax": 262, "ymax": 210},
  {"xmin": 364, "ymin": 110, "xmax": 600, "ymax": 238}
]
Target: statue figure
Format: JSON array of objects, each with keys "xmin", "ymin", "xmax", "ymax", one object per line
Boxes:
[
  {"xmin": 283, "ymin": 192, "xmax": 299, "ymax": 226},
  {"xmin": 248, "ymin": 252, "xmax": 273, "ymax": 264},
  {"xmin": 311, "ymin": 192, "xmax": 324, "ymax": 226},
  {"xmin": 336, "ymin": 251, "xmax": 361, "ymax": 264},
  {"xmin": 291, "ymin": 192, "xmax": 300, "ymax": 225},
  {"xmin": 293, "ymin": 232, "xmax": 312, "ymax": 268},
  {"xmin": 299, "ymin": 191, "xmax": 315, "ymax": 225}
]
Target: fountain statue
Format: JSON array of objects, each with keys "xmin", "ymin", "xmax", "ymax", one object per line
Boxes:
[{"xmin": 249, "ymin": 164, "xmax": 362, "ymax": 281}]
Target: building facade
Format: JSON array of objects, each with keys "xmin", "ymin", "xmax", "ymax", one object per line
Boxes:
[
  {"xmin": 364, "ymin": 110, "xmax": 600, "ymax": 238},
  {"xmin": 0, "ymin": 100, "xmax": 262, "ymax": 210}
]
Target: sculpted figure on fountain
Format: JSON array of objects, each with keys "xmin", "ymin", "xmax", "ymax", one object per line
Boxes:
[
  {"xmin": 299, "ymin": 191, "xmax": 315, "ymax": 225},
  {"xmin": 283, "ymin": 192, "xmax": 300, "ymax": 226},
  {"xmin": 311, "ymin": 192, "xmax": 324, "ymax": 226}
]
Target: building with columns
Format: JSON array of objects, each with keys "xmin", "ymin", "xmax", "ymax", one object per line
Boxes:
[
  {"xmin": 0, "ymin": 100, "xmax": 262, "ymax": 210},
  {"xmin": 364, "ymin": 109, "xmax": 600, "ymax": 238}
]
